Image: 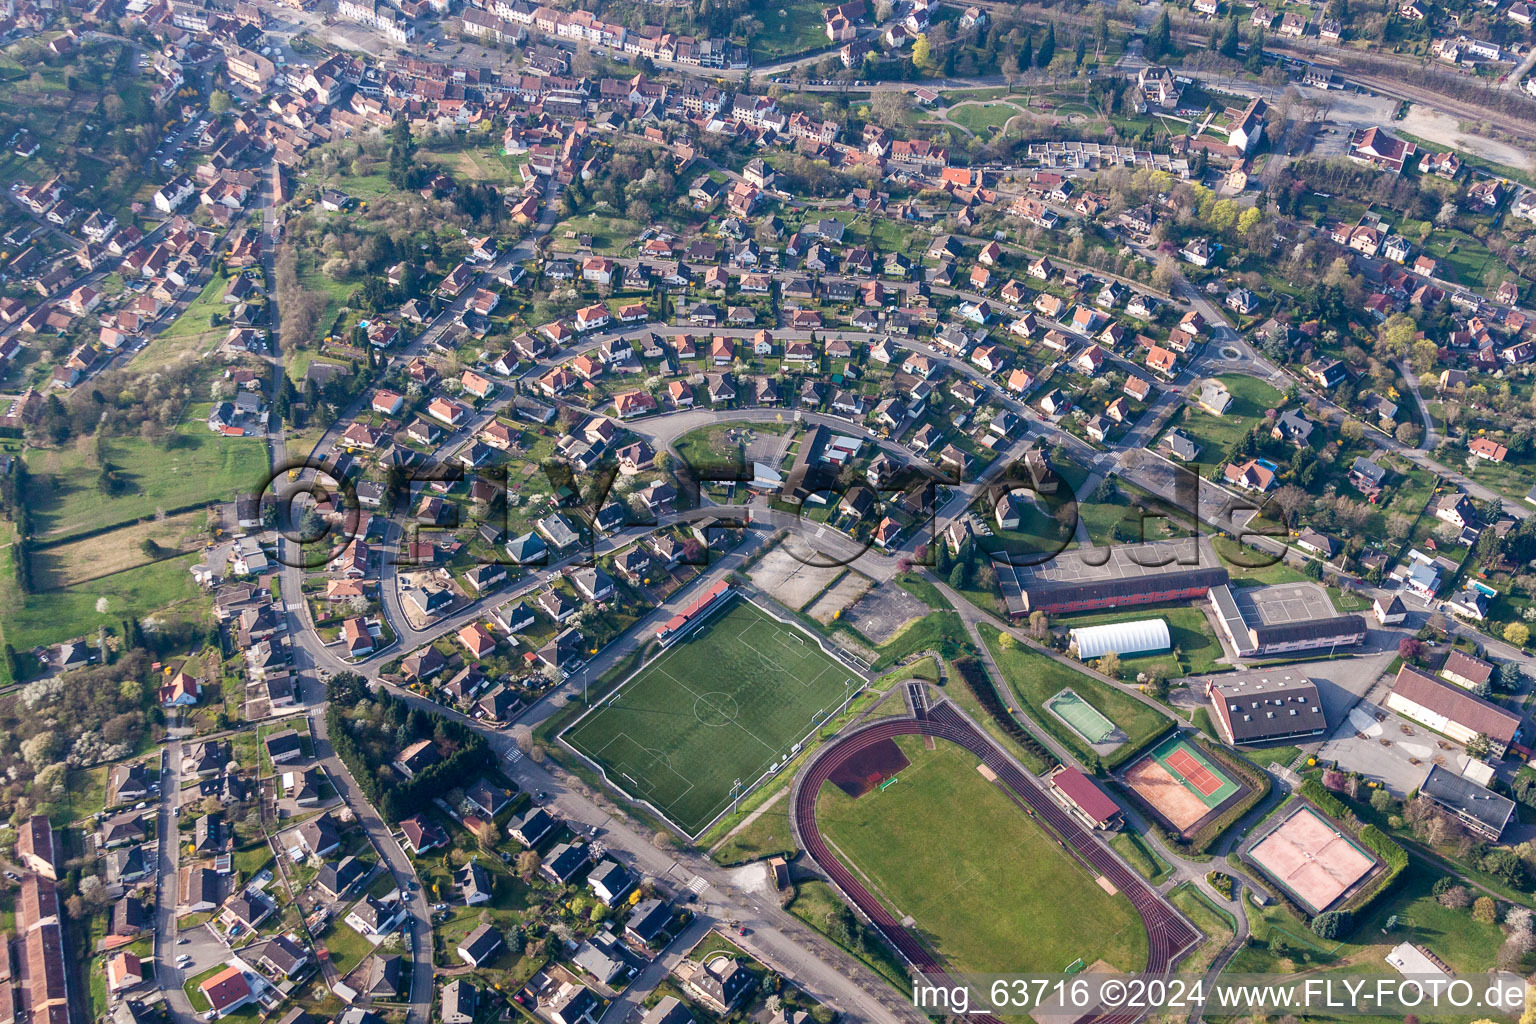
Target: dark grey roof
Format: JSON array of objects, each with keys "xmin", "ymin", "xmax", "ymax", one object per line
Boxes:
[
  {"xmin": 1207, "ymin": 670, "xmax": 1326, "ymax": 743},
  {"xmin": 1420, "ymin": 764, "xmax": 1514, "ymax": 837},
  {"xmin": 1249, "ymin": 614, "xmax": 1367, "ymax": 648}
]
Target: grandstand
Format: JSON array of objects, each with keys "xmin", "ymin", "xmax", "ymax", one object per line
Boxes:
[{"xmin": 656, "ymin": 579, "xmax": 731, "ymax": 646}]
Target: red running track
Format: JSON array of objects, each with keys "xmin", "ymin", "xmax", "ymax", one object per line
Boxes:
[{"xmin": 792, "ymin": 702, "xmax": 1200, "ymax": 1024}]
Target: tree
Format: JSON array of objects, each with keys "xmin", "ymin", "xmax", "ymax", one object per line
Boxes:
[
  {"xmin": 912, "ymin": 34, "xmax": 933, "ymax": 71},
  {"xmin": 1437, "ymin": 884, "xmax": 1472, "ymax": 909},
  {"xmin": 1036, "ymin": 23, "xmax": 1055, "ymax": 68},
  {"xmin": 1473, "ymin": 896, "xmax": 1498, "ymax": 924},
  {"xmin": 1245, "ymin": 27, "xmax": 1266, "ymax": 72},
  {"xmin": 475, "ymin": 820, "xmax": 499, "ymax": 855},
  {"xmin": 1028, "ymin": 610, "xmax": 1050, "ymax": 640},
  {"xmin": 948, "ymin": 559, "xmax": 969, "ymax": 590},
  {"xmin": 1395, "ymin": 422, "xmax": 1422, "ymax": 446},
  {"xmin": 516, "ymin": 850, "xmax": 540, "ymax": 880},
  {"xmin": 1369, "ymin": 788, "xmax": 1395, "ymax": 814},
  {"xmin": 1506, "ymin": 623, "xmax": 1530, "ymax": 647},
  {"xmin": 1398, "ymin": 637, "xmax": 1423, "ymax": 664},
  {"xmin": 1311, "ymin": 910, "xmax": 1350, "ymax": 939},
  {"xmin": 1219, "ymin": 16, "xmax": 1240, "ymax": 58},
  {"xmin": 1466, "ymin": 733, "xmax": 1493, "ymax": 760},
  {"xmin": 209, "ymin": 90, "xmax": 232, "ymax": 113},
  {"xmin": 1097, "ymin": 651, "xmax": 1121, "ymax": 679},
  {"xmin": 1145, "ymin": 10, "xmax": 1172, "ymax": 60}
]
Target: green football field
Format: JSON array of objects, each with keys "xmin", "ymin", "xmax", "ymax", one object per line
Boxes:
[
  {"xmin": 564, "ymin": 597, "xmax": 861, "ymax": 835},
  {"xmin": 817, "ymin": 735, "xmax": 1150, "ymax": 975}
]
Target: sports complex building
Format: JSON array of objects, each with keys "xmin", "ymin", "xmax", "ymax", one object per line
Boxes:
[
  {"xmin": 1208, "ymin": 582, "xmax": 1367, "ymax": 658},
  {"xmin": 1202, "ymin": 670, "xmax": 1327, "ymax": 745},
  {"xmin": 1418, "ymin": 764, "xmax": 1515, "ymax": 841},
  {"xmin": 1068, "ymin": 618, "xmax": 1171, "ymax": 659},
  {"xmin": 1048, "ymin": 766, "xmax": 1124, "ymax": 831},
  {"xmin": 998, "ymin": 539, "xmax": 1229, "ymax": 617}
]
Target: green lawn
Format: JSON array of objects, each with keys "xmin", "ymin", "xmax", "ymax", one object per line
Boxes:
[
  {"xmin": 28, "ymin": 411, "xmax": 269, "ymax": 540},
  {"xmin": 751, "ymin": 0, "xmax": 830, "ymax": 61},
  {"xmin": 1213, "ymin": 537, "xmax": 1310, "ymax": 585},
  {"xmin": 132, "ymin": 271, "xmax": 231, "ymax": 371},
  {"xmin": 318, "ymin": 918, "xmax": 386, "ymax": 976},
  {"xmin": 1, "ymin": 551, "xmax": 210, "ymax": 651},
  {"xmin": 711, "ymin": 801, "xmax": 796, "ymax": 866},
  {"xmin": 785, "ymin": 879, "xmax": 910, "ymax": 992},
  {"xmin": 1110, "ymin": 830, "xmax": 1173, "ymax": 885},
  {"xmin": 815, "ymin": 735, "xmax": 1149, "ymax": 975},
  {"xmin": 979, "ymin": 625, "xmax": 1173, "ymax": 768},
  {"xmin": 1164, "ymin": 374, "xmax": 1287, "ymax": 460},
  {"xmin": 565, "ymin": 596, "xmax": 860, "ymax": 835},
  {"xmin": 1168, "ymin": 883, "xmax": 1235, "ymax": 974},
  {"xmin": 947, "ymin": 102, "xmax": 1021, "ymax": 134},
  {"xmin": 1226, "ymin": 868, "xmax": 1502, "ymax": 978}
]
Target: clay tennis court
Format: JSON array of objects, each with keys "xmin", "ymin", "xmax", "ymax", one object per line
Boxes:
[
  {"xmin": 1125, "ymin": 758, "xmax": 1211, "ymax": 830},
  {"xmin": 1249, "ymin": 806, "xmax": 1376, "ymax": 913},
  {"xmin": 1123, "ymin": 736, "xmax": 1243, "ymax": 833}
]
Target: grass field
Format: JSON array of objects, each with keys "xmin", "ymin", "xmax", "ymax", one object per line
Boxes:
[
  {"xmin": 1, "ymin": 551, "xmax": 210, "ymax": 651},
  {"xmin": 979, "ymin": 625, "xmax": 1172, "ymax": 767},
  {"xmin": 751, "ymin": 0, "xmax": 830, "ymax": 60},
  {"xmin": 816, "ymin": 735, "xmax": 1149, "ymax": 975},
  {"xmin": 29, "ymin": 510, "xmax": 210, "ymax": 588},
  {"xmin": 565, "ymin": 597, "xmax": 860, "ymax": 835},
  {"xmin": 1109, "ymin": 830, "xmax": 1172, "ymax": 884},
  {"xmin": 1165, "ymin": 374, "xmax": 1287, "ymax": 460},
  {"xmin": 947, "ymin": 102, "xmax": 1022, "ymax": 134},
  {"xmin": 132, "ymin": 271, "xmax": 229, "ymax": 371},
  {"xmin": 1167, "ymin": 883, "xmax": 1235, "ymax": 974},
  {"xmin": 29, "ymin": 413, "xmax": 268, "ymax": 541}
]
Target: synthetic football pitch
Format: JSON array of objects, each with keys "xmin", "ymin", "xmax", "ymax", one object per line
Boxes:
[
  {"xmin": 564, "ymin": 597, "xmax": 861, "ymax": 835},
  {"xmin": 1046, "ymin": 687, "xmax": 1117, "ymax": 744}
]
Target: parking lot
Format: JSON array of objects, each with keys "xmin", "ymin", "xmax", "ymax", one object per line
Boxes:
[{"xmin": 1316, "ymin": 699, "xmax": 1474, "ymax": 796}]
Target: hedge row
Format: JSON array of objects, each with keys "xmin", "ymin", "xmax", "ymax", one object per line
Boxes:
[
  {"xmin": 1299, "ymin": 778, "xmax": 1353, "ymax": 823},
  {"xmin": 953, "ymin": 655, "xmax": 1054, "ymax": 774}
]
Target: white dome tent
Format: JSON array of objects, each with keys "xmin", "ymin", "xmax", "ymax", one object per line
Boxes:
[{"xmin": 1069, "ymin": 619, "xmax": 1172, "ymax": 660}]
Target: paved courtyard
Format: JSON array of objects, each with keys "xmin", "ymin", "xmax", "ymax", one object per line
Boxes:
[{"xmin": 1315, "ymin": 699, "xmax": 1475, "ymax": 796}]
